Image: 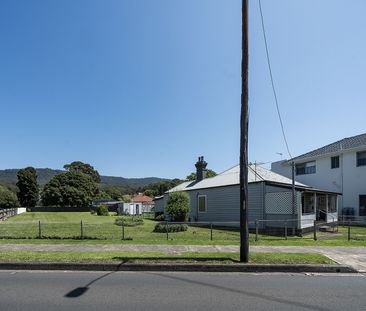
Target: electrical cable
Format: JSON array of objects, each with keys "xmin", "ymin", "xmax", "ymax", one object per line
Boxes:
[{"xmin": 258, "ymin": 0, "xmax": 293, "ymax": 159}]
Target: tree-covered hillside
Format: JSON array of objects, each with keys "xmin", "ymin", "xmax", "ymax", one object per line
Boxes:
[{"xmin": 0, "ymin": 168, "xmax": 166, "ymax": 188}]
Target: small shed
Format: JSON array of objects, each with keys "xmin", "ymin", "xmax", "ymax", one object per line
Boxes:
[
  {"xmin": 119, "ymin": 194, "xmax": 155, "ymax": 215},
  {"xmin": 153, "ymin": 195, "xmax": 165, "ymax": 215}
]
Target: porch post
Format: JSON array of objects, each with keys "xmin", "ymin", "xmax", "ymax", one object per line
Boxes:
[
  {"xmin": 325, "ymin": 194, "xmax": 329, "ymax": 223},
  {"xmin": 314, "ymin": 193, "xmax": 317, "ymax": 221}
]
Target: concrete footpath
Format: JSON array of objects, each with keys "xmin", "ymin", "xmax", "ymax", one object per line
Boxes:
[{"xmin": 0, "ymin": 244, "xmax": 365, "ymax": 272}]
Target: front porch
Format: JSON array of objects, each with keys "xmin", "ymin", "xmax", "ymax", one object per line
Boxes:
[{"xmin": 300, "ymin": 192, "xmax": 338, "ymax": 230}]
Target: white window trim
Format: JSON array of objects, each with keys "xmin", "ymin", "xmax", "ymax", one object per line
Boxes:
[{"xmin": 198, "ymin": 195, "xmax": 207, "ymax": 213}]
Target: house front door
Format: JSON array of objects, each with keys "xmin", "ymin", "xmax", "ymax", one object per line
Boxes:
[{"xmin": 316, "ymin": 194, "xmax": 327, "ymax": 221}]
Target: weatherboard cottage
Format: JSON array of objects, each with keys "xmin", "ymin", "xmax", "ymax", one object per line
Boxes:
[{"xmin": 157, "ymin": 157, "xmax": 340, "ymax": 233}]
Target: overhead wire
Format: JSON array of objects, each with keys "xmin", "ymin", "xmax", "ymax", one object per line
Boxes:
[{"xmin": 258, "ymin": 0, "xmax": 293, "ymax": 159}]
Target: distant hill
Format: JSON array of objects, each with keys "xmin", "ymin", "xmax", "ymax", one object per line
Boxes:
[{"xmin": 0, "ymin": 168, "xmax": 166, "ymax": 188}]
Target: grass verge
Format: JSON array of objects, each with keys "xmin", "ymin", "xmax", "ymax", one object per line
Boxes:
[
  {"xmin": 0, "ymin": 251, "xmax": 334, "ymax": 265},
  {"xmin": 0, "ymin": 238, "xmax": 365, "ymax": 247}
]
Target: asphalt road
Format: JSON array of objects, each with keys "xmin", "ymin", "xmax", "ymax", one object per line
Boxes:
[{"xmin": 0, "ymin": 271, "xmax": 365, "ymax": 311}]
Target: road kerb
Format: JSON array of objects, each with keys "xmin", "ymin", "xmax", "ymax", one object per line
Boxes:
[{"xmin": 0, "ymin": 262, "xmax": 358, "ymax": 273}]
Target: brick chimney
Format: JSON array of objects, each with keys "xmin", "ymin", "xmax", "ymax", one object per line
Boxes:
[{"xmin": 195, "ymin": 156, "xmax": 207, "ymax": 182}]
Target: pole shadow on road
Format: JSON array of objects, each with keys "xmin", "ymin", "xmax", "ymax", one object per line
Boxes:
[{"xmin": 153, "ymin": 273, "xmax": 333, "ymax": 311}]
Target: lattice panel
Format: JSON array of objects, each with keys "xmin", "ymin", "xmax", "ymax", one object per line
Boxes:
[{"xmin": 265, "ymin": 192, "xmax": 294, "ymax": 214}]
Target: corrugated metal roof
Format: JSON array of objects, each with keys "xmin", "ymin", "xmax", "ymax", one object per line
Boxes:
[
  {"xmin": 167, "ymin": 164, "xmax": 308, "ymax": 193},
  {"xmin": 291, "ymin": 133, "xmax": 366, "ymax": 162}
]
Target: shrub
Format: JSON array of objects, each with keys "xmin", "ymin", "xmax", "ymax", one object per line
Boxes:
[
  {"xmin": 155, "ymin": 214, "xmax": 165, "ymax": 221},
  {"xmin": 115, "ymin": 216, "xmax": 144, "ymax": 227},
  {"xmin": 153, "ymin": 223, "xmax": 188, "ymax": 233},
  {"xmin": 96, "ymin": 205, "xmax": 109, "ymax": 216},
  {"xmin": 166, "ymin": 191, "xmax": 190, "ymax": 222}
]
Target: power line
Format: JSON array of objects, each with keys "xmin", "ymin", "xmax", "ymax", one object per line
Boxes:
[{"xmin": 258, "ymin": 0, "xmax": 293, "ymax": 159}]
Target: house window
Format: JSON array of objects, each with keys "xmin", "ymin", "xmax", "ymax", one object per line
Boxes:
[
  {"xmin": 328, "ymin": 195, "xmax": 337, "ymax": 213},
  {"xmin": 331, "ymin": 156, "xmax": 339, "ymax": 169},
  {"xmin": 198, "ymin": 195, "xmax": 206, "ymax": 213},
  {"xmin": 296, "ymin": 161, "xmax": 316, "ymax": 175},
  {"xmin": 357, "ymin": 151, "xmax": 366, "ymax": 167},
  {"xmin": 360, "ymin": 195, "xmax": 366, "ymax": 216},
  {"xmin": 301, "ymin": 193, "xmax": 315, "ymax": 214}
]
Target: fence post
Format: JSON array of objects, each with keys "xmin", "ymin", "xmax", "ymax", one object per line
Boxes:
[
  {"xmin": 38, "ymin": 220, "xmax": 42, "ymax": 239},
  {"xmin": 210, "ymin": 223, "xmax": 213, "ymax": 241},
  {"xmin": 122, "ymin": 221, "xmax": 125, "ymax": 240},
  {"xmin": 80, "ymin": 220, "xmax": 83, "ymax": 240},
  {"xmin": 255, "ymin": 220, "xmax": 259, "ymax": 242},
  {"xmin": 166, "ymin": 221, "xmax": 169, "ymax": 240},
  {"xmin": 342, "ymin": 214, "xmax": 345, "ymax": 227},
  {"xmin": 284, "ymin": 220, "xmax": 288, "ymax": 240},
  {"xmin": 313, "ymin": 220, "xmax": 317, "ymax": 241},
  {"xmin": 348, "ymin": 221, "xmax": 351, "ymax": 241}
]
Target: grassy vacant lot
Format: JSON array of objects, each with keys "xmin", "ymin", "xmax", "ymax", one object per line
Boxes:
[
  {"xmin": 0, "ymin": 251, "xmax": 334, "ymax": 265},
  {"xmin": 1, "ymin": 212, "xmax": 241, "ymax": 242},
  {"xmin": 0, "ymin": 212, "xmax": 365, "ymax": 246}
]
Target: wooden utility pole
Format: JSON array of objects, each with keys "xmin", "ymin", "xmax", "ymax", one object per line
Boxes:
[
  {"xmin": 240, "ymin": 0, "xmax": 249, "ymax": 263},
  {"xmin": 292, "ymin": 161, "xmax": 296, "ymax": 235}
]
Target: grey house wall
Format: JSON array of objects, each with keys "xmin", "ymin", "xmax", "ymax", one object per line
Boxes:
[
  {"xmin": 179, "ymin": 183, "xmax": 265, "ymax": 226},
  {"xmin": 153, "ymin": 198, "xmax": 164, "ymax": 213}
]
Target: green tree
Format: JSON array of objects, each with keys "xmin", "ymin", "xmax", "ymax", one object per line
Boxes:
[
  {"xmin": 64, "ymin": 161, "xmax": 101, "ymax": 183},
  {"xmin": 186, "ymin": 169, "xmax": 217, "ymax": 181},
  {"xmin": 103, "ymin": 186, "xmax": 123, "ymax": 200},
  {"xmin": 95, "ymin": 190, "xmax": 112, "ymax": 200},
  {"xmin": 0, "ymin": 185, "xmax": 20, "ymax": 209},
  {"xmin": 166, "ymin": 191, "xmax": 190, "ymax": 221},
  {"xmin": 142, "ymin": 179, "xmax": 184, "ymax": 197},
  {"xmin": 0, "ymin": 182, "xmax": 18, "ymax": 194},
  {"xmin": 143, "ymin": 189, "xmax": 155, "ymax": 197},
  {"xmin": 41, "ymin": 171, "xmax": 99, "ymax": 207},
  {"xmin": 16, "ymin": 167, "xmax": 39, "ymax": 207}
]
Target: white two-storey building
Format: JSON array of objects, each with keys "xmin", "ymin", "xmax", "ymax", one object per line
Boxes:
[{"xmin": 272, "ymin": 133, "xmax": 366, "ymax": 217}]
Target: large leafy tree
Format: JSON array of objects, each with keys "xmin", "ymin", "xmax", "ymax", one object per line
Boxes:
[
  {"xmin": 41, "ymin": 171, "xmax": 99, "ymax": 207},
  {"xmin": 99, "ymin": 186, "xmax": 123, "ymax": 201},
  {"xmin": 186, "ymin": 169, "xmax": 217, "ymax": 181},
  {"xmin": 0, "ymin": 185, "xmax": 20, "ymax": 209},
  {"xmin": 64, "ymin": 161, "xmax": 101, "ymax": 183},
  {"xmin": 16, "ymin": 167, "xmax": 39, "ymax": 207}
]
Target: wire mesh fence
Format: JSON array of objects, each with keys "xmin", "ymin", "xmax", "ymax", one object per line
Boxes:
[{"xmin": 0, "ymin": 216, "xmax": 366, "ymax": 242}]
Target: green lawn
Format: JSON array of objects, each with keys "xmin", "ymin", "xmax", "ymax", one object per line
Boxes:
[
  {"xmin": 0, "ymin": 250, "xmax": 335, "ymax": 265},
  {"xmin": 0, "ymin": 212, "xmax": 241, "ymax": 242},
  {"xmin": 1, "ymin": 212, "xmax": 365, "ymax": 246}
]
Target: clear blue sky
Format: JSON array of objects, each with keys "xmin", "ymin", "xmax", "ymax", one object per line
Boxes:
[{"xmin": 1, "ymin": 0, "xmax": 365, "ymax": 179}]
